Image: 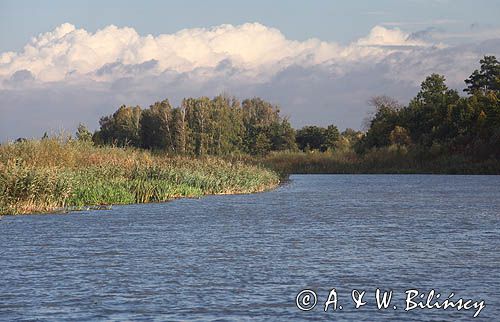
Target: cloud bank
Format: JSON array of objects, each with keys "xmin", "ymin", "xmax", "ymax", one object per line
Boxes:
[{"xmin": 0, "ymin": 22, "xmax": 498, "ymax": 141}]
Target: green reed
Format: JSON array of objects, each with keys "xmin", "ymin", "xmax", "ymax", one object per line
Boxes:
[{"xmin": 0, "ymin": 138, "xmax": 280, "ymax": 215}]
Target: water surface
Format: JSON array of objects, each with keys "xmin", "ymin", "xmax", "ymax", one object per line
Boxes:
[{"xmin": 1, "ymin": 175, "xmax": 499, "ymax": 321}]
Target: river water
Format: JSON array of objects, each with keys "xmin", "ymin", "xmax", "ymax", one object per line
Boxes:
[{"xmin": 1, "ymin": 175, "xmax": 499, "ymax": 321}]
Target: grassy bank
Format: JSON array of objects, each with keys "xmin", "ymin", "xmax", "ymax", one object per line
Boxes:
[
  {"xmin": 258, "ymin": 149, "xmax": 500, "ymax": 175},
  {"xmin": 0, "ymin": 139, "xmax": 280, "ymax": 215}
]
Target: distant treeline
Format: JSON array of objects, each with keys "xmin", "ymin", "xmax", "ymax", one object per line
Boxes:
[{"xmin": 78, "ymin": 55, "xmax": 499, "ymax": 162}]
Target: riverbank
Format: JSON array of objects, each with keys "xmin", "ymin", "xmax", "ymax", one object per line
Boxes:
[
  {"xmin": 0, "ymin": 139, "xmax": 280, "ymax": 215},
  {"xmin": 257, "ymin": 149, "xmax": 500, "ymax": 175}
]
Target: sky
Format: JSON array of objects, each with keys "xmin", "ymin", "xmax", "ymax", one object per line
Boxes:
[{"xmin": 1, "ymin": 0, "xmax": 499, "ymax": 141}]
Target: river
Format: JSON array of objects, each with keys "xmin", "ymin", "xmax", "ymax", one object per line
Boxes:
[{"xmin": 1, "ymin": 175, "xmax": 499, "ymax": 321}]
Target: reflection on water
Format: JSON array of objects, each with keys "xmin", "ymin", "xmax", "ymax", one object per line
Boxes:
[{"xmin": 1, "ymin": 175, "xmax": 499, "ymax": 321}]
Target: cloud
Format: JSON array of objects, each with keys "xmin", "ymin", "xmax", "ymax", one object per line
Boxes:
[
  {"xmin": 0, "ymin": 22, "xmax": 499, "ymax": 141},
  {"xmin": 356, "ymin": 25, "xmax": 431, "ymax": 47},
  {"xmin": 381, "ymin": 19, "xmax": 459, "ymax": 27},
  {"xmin": 3, "ymin": 69, "xmax": 35, "ymax": 86},
  {"xmin": 0, "ymin": 22, "xmax": 432, "ymax": 85},
  {"xmin": 430, "ymin": 27, "xmax": 500, "ymax": 42}
]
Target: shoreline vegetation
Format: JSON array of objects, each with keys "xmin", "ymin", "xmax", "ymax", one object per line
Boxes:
[
  {"xmin": 258, "ymin": 150, "xmax": 500, "ymax": 175},
  {"xmin": 0, "ymin": 139, "xmax": 280, "ymax": 215},
  {"xmin": 1, "ymin": 56, "xmax": 499, "ymax": 214}
]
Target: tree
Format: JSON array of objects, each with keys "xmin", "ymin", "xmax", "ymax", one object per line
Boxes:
[
  {"xmin": 337, "ymin": 128, "xmax": 363, "ymax": 152},
  {"xmin": 341, "ymin": 128, "xmax": 363, "ymax": 143},
  {"xmin": 361, "ymin": 96, "xmax": 402, "ymax": 149},
  {"xmin": 389, "ymin": 126, "xmax": 412, "ymax": 146},
  {"xmin": 95, "ymin": 105, "xmax": 142, "ymax": 147},
  {"xmin": 140, "ymin": 100, "xmax": 175, "ymax": 151},
  {"xmin": 296, "ymin": 126, "xmax": 326, "ymax": 151},
  {"xmin": 76, "ymin": 123, "xmax": 93, "ymax": 142},
  {"xmin": 269, "ymin": 119, "xmax": 297, "ymax": 152},
  {"xmin": 464, "ymin": 56, "xmax": 500, "ymax": 95},
  {"xmin": 349, "ymin": 56, "xmax": 499, "ymax": 160},
  {"xmin": 323, "ymin": 125, "xmax": 340, "ymax": 151},
  {"xmin": 405, "ymin": 74, "xmax": 460, "ymax": 146},
  {"xmin": 414, "ymin": 74, "xmax": 449, "ymax": 105},
  {"xmin": 171, "ymin": 107, "xmax": 186, "ymax": 154},
  {"xmin": 253, "ymin": 132, "xmax": 272, "ymax": 155},
  {"xmin": 241, "ymin": 98, "xmax": 292, "ymax": 155},
  {"xmin": 183, "ymin": 97, "xmax": 211, "ymax": 156},
  {"xmin": 296, "ymin": 124, "xmax": 339, "ymax": 152}
]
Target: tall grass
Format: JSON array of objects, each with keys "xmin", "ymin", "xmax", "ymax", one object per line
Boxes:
[
  {"xmin": 258, "ymin": 148, "xmax": 500, "ymax": 175},
  {"xmin": 0, "ymin": 139, "xmax": 280, "ymax": 215}
]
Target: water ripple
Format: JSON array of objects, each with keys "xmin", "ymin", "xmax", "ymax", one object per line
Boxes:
[{"xmin": 1, "ymin": 175, "xmax": 499, "ymax": 321}]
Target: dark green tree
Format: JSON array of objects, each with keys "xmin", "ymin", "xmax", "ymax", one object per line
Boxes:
[
  {"xmin": 242, "ymin": 98, "xmax": 291, "ymax": 155},
  {"xmin": 95, "ymin": 105, "xmax": 142, "ymax": 147},
  {"xmin": 296, "ymin": 126, "xmax": 326, "ymax": 151},
  {"xmin": 464, "ymin": 55, "xmax": 500, "ymax": 95},
  {"xmin": 405, "ymin": 74, "xmax": 460, "ymax": 146},
  {"xmin": 361, "ymin": 96, "xmax": 402, "ymax": 149},
  {"xmin": 323, "ymin": 125, "xmax": 340, "ymax": 150},
  {"xmin": 139, "ymin": 99, "xmax": 175, "ymax": 151},
  {"xmin": 183, "ymin": 97, "xmax": 211, "ymax": 156},
  {"xmin": 171, "ymin": 107, "xmax": 186, "ymax": 154}
]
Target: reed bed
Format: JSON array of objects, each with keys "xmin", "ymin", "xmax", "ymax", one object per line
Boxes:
[
  {"xmin": 258, "ymin": 149, "xmax": 500, "ymax": 175},
  {"xmin": 0, "ymin": 139, "xmax": 280, "ymax": 215}
]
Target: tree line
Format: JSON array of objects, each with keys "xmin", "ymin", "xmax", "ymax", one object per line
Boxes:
[
  {"xmin": 77, "ymin": 55, "xmax": 498, "ymax": 161},
  {"xmin": 89, "ymin": 96, "xmax": 305, "ymax": 156}
]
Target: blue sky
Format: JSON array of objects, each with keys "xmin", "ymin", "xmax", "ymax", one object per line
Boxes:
[
  {"xmin": 0, "ymin": 1, "xmax": 499, "ymax": 140},
  {"xmin": 2, "ymin": 0, "xmax": 499, "ymax": 52}
]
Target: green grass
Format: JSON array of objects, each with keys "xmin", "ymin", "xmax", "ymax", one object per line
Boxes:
[{"xmin": 0, "ymin": 139, "xmax": 280, "ymax": 215}]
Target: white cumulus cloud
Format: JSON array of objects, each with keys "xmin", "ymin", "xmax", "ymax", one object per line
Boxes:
[{"xmin": 0, "ymin": 22, "xmax": 433, "ymax": 85}]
